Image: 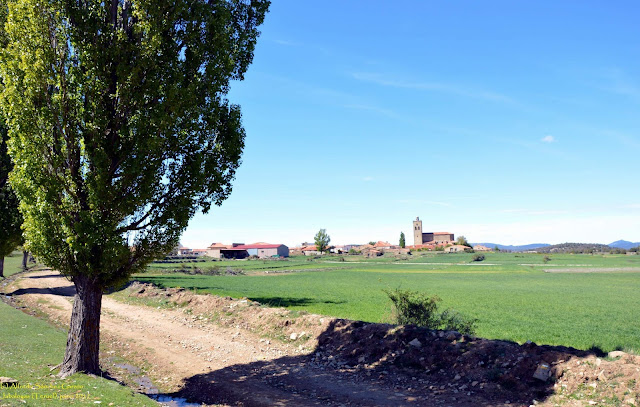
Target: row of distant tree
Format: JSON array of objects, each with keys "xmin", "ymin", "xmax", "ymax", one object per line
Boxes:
[{"xmin": 533, "ymin": 243, "xmax": 639, "ymax": 254}]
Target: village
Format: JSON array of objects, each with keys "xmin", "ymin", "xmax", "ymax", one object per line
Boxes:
[{"xmin": 174, "ymin": 216, "xmax": 495, "ymax": 259}]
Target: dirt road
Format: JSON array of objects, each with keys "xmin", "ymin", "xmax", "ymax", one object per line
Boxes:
[{"xmin": 3, "ymin": 270, "xmax": 639, "ymax": 406}]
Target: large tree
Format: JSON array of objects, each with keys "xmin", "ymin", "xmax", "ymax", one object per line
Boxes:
[
  {"xmin": 0, "ymin": 0, "xmax": 269, "ymax": 376},
  {"xmin": 314, "ymin": 229, "xmax": 330, "ymax": 254},
  {"xmin": 0, "ymin": 121, "xmax": 23, "ymax": 277}
]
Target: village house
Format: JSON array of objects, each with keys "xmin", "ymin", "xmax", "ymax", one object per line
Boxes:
[
  {"xmin": 473, "ymin": 245, "xmax": 492, "ymax": 252},
  {"xmin": 445, "ymin": 244, "xmax": 471, "ymax": 253},
  {"xmin": 373, "ymin": 241, "xmax": 397, "ymax": 250},
  {"xmin": 302, "ymin": 245, "xmax": 322, "ymax": 256}
]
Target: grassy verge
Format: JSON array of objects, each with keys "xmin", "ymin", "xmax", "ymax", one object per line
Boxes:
[
  {"xmin": 0, "ymin": 301, "xmax": 157, "ymax": 406},
  {"xmin": 1, "ymin": 251, "xmax": 27, "ymax": 279}
]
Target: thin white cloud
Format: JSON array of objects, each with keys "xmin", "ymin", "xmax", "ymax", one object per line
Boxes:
[
  {"xmin": 362, "ymin": 176, "xmax": 374, "ymax": 182},
  {"xmin": 541, "ymin": 135, "xmax": 555, "ymax": 143},
  {"xmin": 273, "ymin": 39, "xmax": 300, "ymax": 46},
  {"xmin": 343, "ymin": 104, "xmax": 400, "ymax": 119},
  {"xmin": 352, "ymin": 72, "xmax": 515, "ymax": 104}
]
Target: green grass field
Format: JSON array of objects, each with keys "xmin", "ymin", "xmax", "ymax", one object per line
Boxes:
[
  {"xmin": 0, "ymin": 301, "xmax": 157, "ymax": 406},
  {"xmin": 1, "ymin": 251, "xmax": 26, "ymax": 278},
  {"xmin": 135, "ymin": 252, "xmax": 640, "ymax": 354}
]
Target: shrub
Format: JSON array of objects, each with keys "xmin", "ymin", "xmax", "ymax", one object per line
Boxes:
[
  {"xmin": 384, "ymin": 289, "xmax": 477, "ymax": 335},
  {"xmin": 472, "ymin": 254, "xmax": 485, "ymax": 262}
]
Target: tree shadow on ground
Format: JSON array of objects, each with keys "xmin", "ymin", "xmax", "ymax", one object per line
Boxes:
[
  {"xmin": 155, "ymin": 319, "xmax": 601, "ymax": 406},
  {"xmin": 247, "ymin": 296, "xmax": 345, "ymax": 307},
  {"xmin": 6, "ymin": 285, "xmax": 75, "ymax": 297},
  {"xmin": 132, "ymin": 276, "xmax": 227, "ymax": 292},
  {"xmin": 26, "ymin": 273, "xmax": 64, "ymax": 279}
]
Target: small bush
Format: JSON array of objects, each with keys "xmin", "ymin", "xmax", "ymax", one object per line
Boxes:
[
  {"xmin": 472, "ymin": 254, "xmax": 485, "ymax": 262},
  {"xmin": 384, "ymin": 288, "xmax": 477, "ymax": 335},
  {"xmin": 543, "ymin": 255, "xmax": 551, "ymax": 263}
]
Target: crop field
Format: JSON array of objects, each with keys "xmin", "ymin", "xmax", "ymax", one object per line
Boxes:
[{"xmin": 134, "ymin": 252, "xmax": 640, "ymax": 354}]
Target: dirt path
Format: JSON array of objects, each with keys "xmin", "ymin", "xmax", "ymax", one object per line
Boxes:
[
  {"xmin": 3, "ymin": 270, "xmax": 639, "ymax": 407},
  {"xmin": 3, "ymin": 270, "xmax": 477, "ymax": 406}
]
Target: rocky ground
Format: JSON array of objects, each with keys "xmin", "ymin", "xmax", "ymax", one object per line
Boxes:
[{"xmin": 2, "ymin": 270, "xmax": 639, "ymax": 406}]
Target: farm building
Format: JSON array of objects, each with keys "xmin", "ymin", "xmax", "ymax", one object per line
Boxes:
[
  {"xmin": 239, "ymin": 243, "xmax": 289, "ymax": 258},
  {"xmin": 206, "ymin": 242, "xmax": 289, "ymax": 259},
  {"xmin": 177, "ymin": 247, "xmax": 193, "ymax": 256},
  {"xmin": 206, "ymin": 242, "xmax": 232, "ymax": 258}
]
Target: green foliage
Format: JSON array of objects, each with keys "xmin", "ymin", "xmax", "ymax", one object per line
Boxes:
[
  {"xmin": 384, "ymin": 288, "xmax": 477, "ymax": 335},
  {"xmin": 543, "ymin": 255, "xmax": 551, "ymax": 263},
  {"xmin": 0, "ymin": 122, "xmax": 23, "ymax": 263},
  {"xmin": 535, "ymin": 243, "xmax": 612, "ymax": 254},
  {"xmin": 0, "ymin": 0, "xmax": 270, "ymax": 288},
  {"xmin": 456, "ymin": 235, "xmax": 472, "ymax": 247},
  {"xmin": 368, "ymin": 241, "xmax": 376, "ymax": 246},
  {"xmin": 314, "ymin": 229, "xmax": 330, "ymax": 253},
  {"xmin": 399, "ymin": 232, "xmax": 406, "ymax": 248},
  {"xmin": 472, "ymin": 254, "xmax": 485, "ymax": 262}
]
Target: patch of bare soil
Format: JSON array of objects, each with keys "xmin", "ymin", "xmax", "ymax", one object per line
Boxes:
[{"xmin": 3, "ymin": 270, "xmax": 639, "ymax": 406}]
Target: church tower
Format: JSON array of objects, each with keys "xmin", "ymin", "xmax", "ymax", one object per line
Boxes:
[{"xmin": 413, "ymin": 217, "xmax": 423, "ymax": 246}]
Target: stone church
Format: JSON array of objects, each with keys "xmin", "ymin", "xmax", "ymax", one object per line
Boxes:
[{"xmin": 413, "ymin": 217, "xmax": 454, "ymax": 246}]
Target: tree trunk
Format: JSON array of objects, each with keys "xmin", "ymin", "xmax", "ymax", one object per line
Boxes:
[
  {"xmin": 59, "ymin": 275, "xmax": 103, "ymax": 377},
  {"xmin": 0, "ymin": 257, "xmax": 4, "ymax": 278},
  {"xmin": 22, "ymin": 250, "xmax": 28, "ymax": 270}
]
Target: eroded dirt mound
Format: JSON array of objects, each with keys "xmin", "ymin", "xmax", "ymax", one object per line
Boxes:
[
  {"xmin": 127, "ymin": 282, "xmax": 334, "ymax": 348},
  {"xmin": 314, "ymin": 320, "xmax": 639, "ymax": 405}
]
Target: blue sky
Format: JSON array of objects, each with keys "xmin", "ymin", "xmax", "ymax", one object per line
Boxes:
[{"xmin": 181, "ymin": 1, "xmax": 640, "ymax": 248}]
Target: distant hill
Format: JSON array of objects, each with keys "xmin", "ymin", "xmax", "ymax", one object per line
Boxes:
[
  {"xmin": 471, "ymin": 243, "xmax": 550, "ymax": 252},
  {"xmin": 533, "ymin": 243, "xmax": 612, "ymax": 254},
  {"xmin": 609, "ymin": 240, "xmax": 640, "ymax": 250}
]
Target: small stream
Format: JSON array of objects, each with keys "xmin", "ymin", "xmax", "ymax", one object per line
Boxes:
[{"xmin": 112, "ymin": 362, "xmax": 202, "ymax": 407}]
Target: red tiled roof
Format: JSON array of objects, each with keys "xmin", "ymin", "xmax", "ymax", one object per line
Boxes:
[
  {"xmin": 434, "ymin": 232, "xmax": 453, "ymax": 235},
  {"xmin": 301, "ymin": 246, "xmax": 318, "ymax": 251},
  {"xmin": 374, "ymin": 241, "xmax": 392, "ymax": 247},
  {"xmin": 208, "ymin": 242, "xmax": 229, "ymax": 249}
]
